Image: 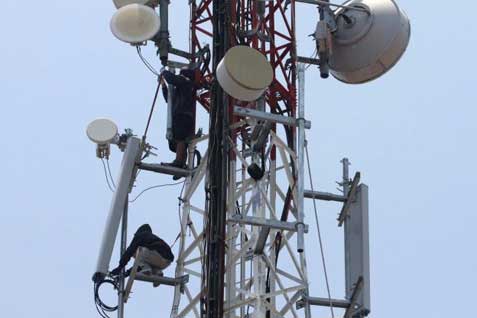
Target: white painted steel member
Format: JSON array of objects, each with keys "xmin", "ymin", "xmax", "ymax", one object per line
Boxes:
[{"xmin": 95, "ymin": 137, "xmax": 142, "ymax": 275}]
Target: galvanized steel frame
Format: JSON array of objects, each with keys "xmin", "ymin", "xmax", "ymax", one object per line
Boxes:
[{"xmin": 169, "ymin": 2, "xmax": 314, "ymax": 318}]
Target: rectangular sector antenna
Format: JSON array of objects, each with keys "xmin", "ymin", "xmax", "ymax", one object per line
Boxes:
[{"xmin": 345, "ymin": 184, "xmax": 370, "ymax": 315}]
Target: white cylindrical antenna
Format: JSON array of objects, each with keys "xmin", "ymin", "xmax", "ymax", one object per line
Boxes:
[
  {"xmin": 86, "ymin": 118, "xmax": 118, "ymax": 145},
  {"xmin": 110, "ymin": 4, "xmax": 161, "ymax": 44},
  {"xmin": 217, "ymin": 46, "xmax": 273, "ymax": 101}
]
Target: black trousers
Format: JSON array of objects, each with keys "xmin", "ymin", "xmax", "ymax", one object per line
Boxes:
[{"xmin": 169, "ymin": 114, "xmax": 194, "ymax": 152}]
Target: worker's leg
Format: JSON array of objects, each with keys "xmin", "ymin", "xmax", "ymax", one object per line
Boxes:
[
  {"xmin": 163, "ymin": 141, "xmax": 186, "ymax": 169},
  {"xmin": 175, "ymin": 140, "xmax": 187, "ymax": 166},
  {"xmin": 165, "ymin": 116, "xmax": 187, "ymax": 167},
  {"xmin": 142, "ymin": 249, "xmax": 173, "ymax": 272},
  {"xmin": 163, "ymin": 115, "xmax": 194, "ymax": 177},
  {"xmin": 167, "ymin": 115, "xmax": 193, "ymax": 172}
]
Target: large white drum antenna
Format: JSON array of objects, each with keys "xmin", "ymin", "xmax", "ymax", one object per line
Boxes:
[
  {"xmin": 217, "ymin": 46, "xmax": 274, "ymax": 101},
  {"xmin": 110, "ymin": 4, "xmax": 161, "ymax": 44},
  {"xmin": 328, "ymin": 0, "xmax": 411, "ymax": 84}
]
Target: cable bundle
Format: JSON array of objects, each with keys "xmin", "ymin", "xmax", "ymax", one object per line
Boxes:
[{"xmin": 94, "ymin": 277, "xmax": 119, "ymax": 318}]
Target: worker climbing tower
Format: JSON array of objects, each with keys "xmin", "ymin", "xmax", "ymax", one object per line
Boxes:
[{"xmin": 88, "ymin": 1, "xmax": 410, "ymax": 318}]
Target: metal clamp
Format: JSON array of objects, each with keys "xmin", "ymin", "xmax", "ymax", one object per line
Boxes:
[
  {"xmin": 344, "ymin": 276, "xmax": 364, "ymax": 318},
  {"xmin": 234, "ymin": 106, "xmax": 312, "ymax": 129},
  {"xmin": 338, "ymin": 172, "xmax": 360, "ymax": 226}
]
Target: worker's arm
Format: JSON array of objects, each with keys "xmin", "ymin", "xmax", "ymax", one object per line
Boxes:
[
  {"xmin": 161, "ymin": 70, "xmax": 189, "ymax": 87},
  {"xmin": 110, "ymin": 236, "xmax": 141, "ymax": 275}
]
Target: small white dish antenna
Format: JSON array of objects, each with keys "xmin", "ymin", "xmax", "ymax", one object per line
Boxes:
[
  {"xmin": 86, "ymin": 118, "xmax": 119, "ymax": 145},
  {"xmin": 329, "ymin": 0, "xmax": 411, "ymax": 84},
  {"xmin": 217, "ymin": 46, "xmax": 273, "ymax": 101},
  {"xmin": 112, "ymin": 0, "xmax": 157, "ymax": 9},
  {"xmin": 110, "ymin": 4, "xmax": 160, "ymax": 44}
]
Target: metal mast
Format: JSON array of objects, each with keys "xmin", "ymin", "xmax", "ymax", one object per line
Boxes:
[
  {"xmin": 166, "ymin": 2, "xmax": 370, "ymax": 318},
  {"xmin": 89, "ymin": 1, "xmax": 416, "ymax": 317},
  {"xmin": 92, "ymin": 1, "xmax": 373, "ymax": 318},
  {"xmin": 180, "ymin": 2, "xmax": 311, "ymax": 318}
]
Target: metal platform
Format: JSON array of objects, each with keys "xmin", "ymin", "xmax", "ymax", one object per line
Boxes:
[{"xmin": 138, "ymin": 162, "xmax": 195, "ymax": 178}]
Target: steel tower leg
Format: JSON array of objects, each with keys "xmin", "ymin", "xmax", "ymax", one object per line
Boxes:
[
  {"xmin": 118, "ymin": 198, "xmax": 128, "ymax": 318},
  {"xmin": 297, "ymin": 63, "xmax": 311, "ymax": 318},
  {"xmin": 202, "ymin": 1, "xmax": 230, "ymax": 318}
]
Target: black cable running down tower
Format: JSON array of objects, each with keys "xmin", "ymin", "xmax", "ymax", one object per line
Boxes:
[{"xmin": 202, "ymin": 1, "xmax": 230, "ymax": 318}]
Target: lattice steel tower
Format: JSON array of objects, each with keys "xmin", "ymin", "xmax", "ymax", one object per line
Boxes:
[{"xmin": 90, "ymin": 1, "xmax": 411, "ymax": 318}]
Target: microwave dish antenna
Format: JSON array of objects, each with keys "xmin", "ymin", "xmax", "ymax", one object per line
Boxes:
[
  {"xmin": 110, "ymin": 4, "xmax": 160, "ymax": 44},
  {"xmin": 329, "ymin": 0, "xmax": 411, "ymax": 84},
  {"xmin": 217, "ymin": 46, "xmax": 273, "ymax": 101},
  {"xmin": 86, "ymin": 118, "xmax": 118, "ymax": 145}
]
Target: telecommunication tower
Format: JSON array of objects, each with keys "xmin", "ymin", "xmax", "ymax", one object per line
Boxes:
[{"xmin": 88, "ymin": 1, "xmax": 410, "ymax": 318}]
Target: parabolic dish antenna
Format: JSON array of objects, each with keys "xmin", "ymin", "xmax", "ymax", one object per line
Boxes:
[
  {"xmin": 86, "ymin": 118, "xmax": 118, "ymax": 144},
  {"xmin": 217, "ymin": 46, "xmax": 274, "ymax": 102},
  {"xmin": 329, "ymin": 0, "xmax": 411, "ymax": 84},
  {"xmin": 112, "ymin": 0, "xmax": 156, "ymax": 9},
  {"xmin": 110, "ymin": 4, "xmax": 160, "ymax": 44}
]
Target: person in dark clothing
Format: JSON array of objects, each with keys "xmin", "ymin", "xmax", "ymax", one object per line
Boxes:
[
  {"xmin": 110, "ymin": 224, "xmax": 174, "ymax": 276},
  {"xmin": 160, "ymin": 67, "xmax": 196, "ymax": 172}
]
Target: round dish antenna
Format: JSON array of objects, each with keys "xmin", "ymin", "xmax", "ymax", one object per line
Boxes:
[
  {"xmin": 217, "ymin": 46, "xmax": 273, "ymax": 101},
  {"xmin": 112, "ymin": 0, "xmax": 158, "ymax": 9},
  {"xmin": 329, "ymin": 0, "xmax": 411, "ymax": 84},
  {"xmin": 86, "ymin": 118, "xmax": 119, "ymax": 145},
  {"xmin": 110, "ymin": 4, "xmax": 160, "ymax": 44}
]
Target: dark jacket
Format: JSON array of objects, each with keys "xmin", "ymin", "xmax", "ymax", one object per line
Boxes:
[
  {"xmin": 116, "ymin": 224, "xmax": 174, "ymax": 271},
  {"xmin": 162, "ymin": 70, "xmax": 196, "ymax": 118}
]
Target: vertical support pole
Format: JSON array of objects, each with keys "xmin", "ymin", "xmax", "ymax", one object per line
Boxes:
[
  {"xmin": 297, "ymin": 63, "xmax": 311, "ymax": 318},
  {"xmin": 342, "ymin": 158, "xmax": 350, "ymax": 196},
  {"xmin": 158, "ymin": 0, "xmax": 170, "ymax": 65},
  {"xmin": 118, "ymin": 198, "xmax": 128, "ymax": 318},
  {"xmin": 252, "ymin": 179, "xmax": 266, "ymax": 318},
  {"xmin": 268, "ymin": 157, "xmax": 277, "ymax": 318},
  {"xmin": 166, "ymin": 68, "xmax": 175, "ymax": 142},
  {"xmin": 342, "ymin": 157, "xmax": 351, "ymax": 299},
  {"xmin": 239, "ymin": 155, "xmax": 246, "ymax": 318},
  {"xmin": 226, "ymin": 161, "xmax": 237, "ymax": 318},
  {"xmin": 317, "ymin": 0, "xmax": 330, "ymax": 78},
  {"xmin": 296, "ymin": 63, "xmax": 306, "ymax": 253},
  {"xmin": 251, "ymin": 96, "xmax": 267, "ymax": 318},
  {"xmin": 95, "ymin": 137, "xmax": 141, "ymax": 276}
]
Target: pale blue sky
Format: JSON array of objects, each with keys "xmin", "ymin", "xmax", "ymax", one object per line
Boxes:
[{"xmin": 0, "ymin": 1, "xmax": 475, "ymax": 317}]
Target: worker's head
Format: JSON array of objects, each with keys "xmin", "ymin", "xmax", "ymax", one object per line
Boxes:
[
  {"xmin": 180, "ymin": 67, "xmax": 196, "ymax": 82},
  {"xmin": 136, "ymin": 224, "xmax": 152, "ymax": 234}
]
